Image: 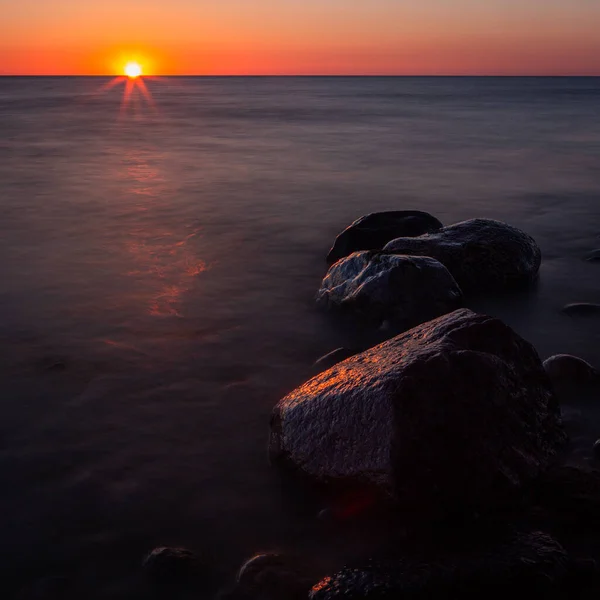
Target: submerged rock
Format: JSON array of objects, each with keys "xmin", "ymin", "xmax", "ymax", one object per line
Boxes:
[
  {"xmin": 142, "ymin": 546, "xmax": 198, "ymax": 583},
  {"xmin": 316, "ymin": 252, "xmax": 462, "ymax": 328},
  {"xmin": 309, "ymin": 531, "xmax": 574, "ymax": 600},
  {"xmin": 585, "ymin": 249, "xmax": 600, "ymax": 262},
  {"xmin": 270, "ymin": 309, "xmax": 566, "ymax": 517},
  {"xmin": 234, "ymin": 553, "xmax": 312, "ymax": 600},
  {"xmin": 543, "ymin": 354, "xmax": 599, "ymax": 385},
  {"xmin": 561, "ymin": 303, "xmax": 600, "ymax": 316},
  {"xmin": 326, "ymin": 211, "xmax": 443, "ymax": 264},
  {"xmin": 383, "ymin": 218, "xmax": 541, "ymax": 292}
]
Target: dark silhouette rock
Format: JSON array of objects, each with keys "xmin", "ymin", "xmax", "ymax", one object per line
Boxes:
[
  {"xmin": 326, "ymin": 211, "xmax": 443, "ymax": 264},
  {"xmin": 316, "ymin": 252, "xmax": 463, "ymax": 328},
  {"xmin": 383, "ymin": 218, "xmax": 541, "ymax": 292},
  {"xmin": 309, "ymin": 531, "xmax": 574, "ymax": 600},
  {"xmin": 142, "ymin": 546, "xmax": 197, "ymax": 584},
  {"xmin": 543, "ymin": 354, "xmax": 599, "ymax": 385},
  {"xmin": 270, "ymin": 309, "xmax": 566, "ymax": 518},
  {"xmin": 585, "ymin": 249, "xmax": 600, "ymax": 262},
  {"xmin": 561, "ymin": 303, "xmax": 600, "ymax": 316},
  {"xmin": 314, "ymin": 348, "xmax": 360, "ymax": 371}
]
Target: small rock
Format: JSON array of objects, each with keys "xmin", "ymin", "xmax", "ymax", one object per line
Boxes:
[
  {"xmin": 317, "ymin": 252, "xmax": 463, "ymax": 328},
  {"xmin": 237, "ymin": 553, "xmax": 311, "ymax": 600},
  {"xmin": 593, "ymin": 441, "xmax": 600, "ymax": 460},
  {"xmin": 326, "ymin": 211, "xmax": 443, "ymax": 264},
  {"xmin": 543, "ymin": 354, "xmax": 599, "ymax": 384},
  {"xmin": 142, "ymin": 546, "xmax": 197, "ymax": 583},
  {"xmin": 314, "ymin": 348, "xmax": 359, "ymax": 371},
  {"xmin": 561, "ymin": 303, "xmax": 600, "ymax": 316}
]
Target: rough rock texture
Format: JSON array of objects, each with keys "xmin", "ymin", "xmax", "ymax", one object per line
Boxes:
[
  {"xmin": 270, "ymin": 309, "xmax": 566, "ymax": 516},
  {"xmin": 316, "ymin": 252, "xmax": 463, "ymax": 327},
  {"xmin": 561, "ymin": 303, "xmax": 600, "ymax": 316},
  {"xmin": 543, "ymin": 354, "xmax": 599, "ymax": 385},
  {"xmin": 326, "ymin": 211, "xmax": 443, "ymax": 264},
  {"xmin": 309, "ymin": 531, "xmax": 574, "ymax": 600},
  {"xmin": 383, "ymin": 218, "xmax": 541, "ymax": 292}
]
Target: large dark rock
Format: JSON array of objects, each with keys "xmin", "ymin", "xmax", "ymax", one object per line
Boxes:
[
  {"xmin": 383, "ymin": 218, "xmax": 541, "ymax": 292},
  {"xmin": 326, "ymin": 211, "xmax": 443, "ymax": 264},
  {"xmin": 316, "ymin": 252, "xmax": 463, "ymax": 328},
  {"xmin": 270, "ymin": 309, "xmax": 566, "ymax": 517},
  {"xmin": 309, "ymin": 531, "xmax": 575, "ymax": 600}
]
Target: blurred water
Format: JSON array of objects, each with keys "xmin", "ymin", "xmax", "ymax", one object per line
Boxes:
[{"xmin": 0, "ymin": 76, "xmax": 599, "ymax": 596}]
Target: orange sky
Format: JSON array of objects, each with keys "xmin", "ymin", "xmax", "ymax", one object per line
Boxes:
[{"xmin": 1, "ymin": 0, "xmax": 599, "ymax": 75}]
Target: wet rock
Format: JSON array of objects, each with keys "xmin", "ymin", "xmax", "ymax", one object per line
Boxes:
[
  {"xmin": 383, "ymin": 218, "xmax": 541, "ymax": 292},
  {"xmin": 316, "ymin": 252, "xmax": 463, "ymax": 328},
  {"xmin": 142, "ymin": 546, "xmax": 197, "ymax": 584},
  {"xmin": 543, "ymin": 354, "xmax": 599, "ymax": 385},
  {"xmin": 270, "ymin": 309, "xmax": 566, "ymax": 518},
  {"xmin": 309, "ymin": 531, "xmax": 574, "ymax": 600},
  {"xmin": 561, "ymin": 303, "xmax": 600, "ymax": 316},
  {"xmin": 314, "ymin": 348, "xmax": 360, "ymax": 371},
  {"xmin": 235, "ymin": 553, "xmax": 312, "ymax": 600},
  {"xmin": 585, "ymin": 249, "xmax": 600, "ymax": 262},
  {"xmin": 326, "ymin": 211, "xmax": 443, "ymax": 264}
]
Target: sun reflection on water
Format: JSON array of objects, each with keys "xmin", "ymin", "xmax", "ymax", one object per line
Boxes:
[{"xmin": 118, "ymin": 148, "xmax": 207, "ymax": 317}]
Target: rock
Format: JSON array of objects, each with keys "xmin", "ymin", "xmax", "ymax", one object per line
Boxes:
[
  {"xmin": 326, "ymin": 211, "xmax": 443, "ymax": 264},
  {"xmin": 316, "ymin": 252, "xmax": 463, "ymax": 328},
  {"xmin": 594, "ymin": 441, "xmax": 600, "ymax": 460},
  {"xmin": 236, "ymin": 553, "xmax": 312, "ymax": 600},
  {"xmin": 543, "ymin": 354, "xmax": 599, "ymax": 385},
  {"xmin": 561, "ymin": 303, "xmax": 600, "ymax": 316},
  {"xmin": 309, "ymin": 531, "xmax": 575, "ymax": 600},
  {"xmin": 530, "ymin": 466, "xmax": 600, "ymax": 531},
  {"xmin": 142, "ymin": 546, "xmax": 197, "ymax": 583},
  {"xmin": 314, "ymin": 348, "xmax": 360, "ymax": 371},
  {"xmin": 585, "ymin": 250, "xmax": 600, "ymax": 262},
  {"xmin": 270, "ymin": 309, "xmax": 566, "ymax": 518},
  {"xmin": 383, "ymin": 218, "xmax": 541, "ymax": 292}
]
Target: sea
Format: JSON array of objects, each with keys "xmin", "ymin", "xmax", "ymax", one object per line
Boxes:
[{"xmin": 0, "ymin": 76, "xmax": 599, "ymax": 597}]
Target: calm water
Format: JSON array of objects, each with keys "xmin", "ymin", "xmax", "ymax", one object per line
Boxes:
[{"xmin": 1, "ymin": 77, "xmax": 600, "ymax": 596}]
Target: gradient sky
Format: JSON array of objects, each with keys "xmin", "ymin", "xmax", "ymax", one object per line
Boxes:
[{"xmin": 1, "ymin": 0, "xmax": 599, "ymax": 75}]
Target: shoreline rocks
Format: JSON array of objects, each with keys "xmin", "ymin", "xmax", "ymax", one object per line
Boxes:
[
  {"xmin": 309, "ymin": 531, "xmax": 578, "ymax": 600},
  {"xmin": 270, "ymin": 309, "xmax": 566, "ymax": 519},
  {"xmin": 383, "ymin": 218, "xmax": 541, "ymax": 292},
  {"xmin": 326, "ymin": 211, "xmax": 443, "ymax": 264},
  {"xmin": 316, "ymin": 252, "xmax": 463, "ymax": 328}
]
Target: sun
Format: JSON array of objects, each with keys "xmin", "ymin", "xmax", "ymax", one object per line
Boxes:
[{"xmin": 124, "ymin": 62, "xmax": 142, "ymax": 78}]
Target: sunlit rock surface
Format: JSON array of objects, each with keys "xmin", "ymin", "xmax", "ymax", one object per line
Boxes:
[
  {"xmin": 383, "ymin": 218, "xmax": 541, "ymax": 292},
  {"xmin": 309, "ymin": 531, "xmax": 574, "ymax": 600},
  {"xmin": 270, "ymin": 309, "xmax": 566, "ymax": 515},
  {"xmin": 316, "ymin": 252, "xmax": 462, "ymax": 327},
  {"xmin": 326, "ymin": 211, "xmax": 443, "ymax": 264}
]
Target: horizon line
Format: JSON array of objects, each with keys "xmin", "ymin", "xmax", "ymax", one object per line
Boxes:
[{"xmin": 1, "ymin": 73, "xmax": 599, "ymax": 78}]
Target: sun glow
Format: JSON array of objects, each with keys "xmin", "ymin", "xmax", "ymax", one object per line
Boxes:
[{"xmin": 125, "ymin": 61, "xmax": 142, "ymax": 78}]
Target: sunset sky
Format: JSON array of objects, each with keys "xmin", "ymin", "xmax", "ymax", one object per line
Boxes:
[{"xmin": 1, "ymin": 0, "xmax": 599, "ymax": 75}]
